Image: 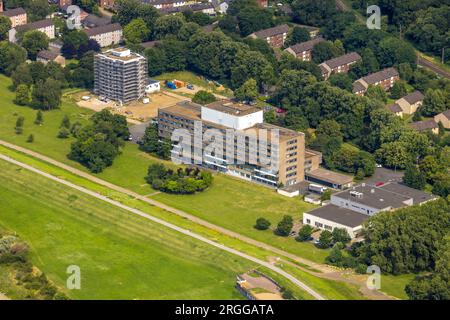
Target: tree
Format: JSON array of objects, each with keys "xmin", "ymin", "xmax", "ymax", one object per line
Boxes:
[
  {"xmin": 296, "ymin": 225, "xmax": 313, "ymax": 242},
  {"xmin": 192, "ymin": 90, "xmax": 216, "ymax": 105},
  {"xmin": 285, "ymin": 27, "xmax": 310, "ymax": 47},
  {"xmin": 366, "ymin": 85, "xmax": 388, "ymax": 103},
  {"xmin": 432, "ymin": 174, "xmax": 450, "ymax": 198},
  {"xmin": 27, "ymin": 134, "xmax": 34, "ymax": 143},
  {"xmin": 320, "ymin": 189, "xmax": 332, "ymax": 201},
  {"xmin": 124, "ymin": 18, "xmax": 149, "ymax": 44},
  {"xmin": 275, "ymin": 215, "xmax": 293, "ymax": 236},
  {"xmin": 255, "ymin": 218, "xmax": 271, "ymax": 230},
  {"xmin": 398, "ymin": 63, "xmax": 413, "ymax": 82},
  {"xmin": 325, "ymin": 246, "xmax": 344, "ymax": 265},
  {"xmin": 21, "ymin": 30, "xmax": 49, "ymax": 60},
  {"xmin": 234, "ymin": 78, "xmax": 258, "ymax": 102},
  {"xmin": 406, "ymin": 235, "xmax": 450, "ymax": 300},
  {"xmin": 15, "ymin": 116, "xmax": 24, "ymax": 135},
  {"xmin": 311, "ymin": 41, "xmax": 343, "ymax": 63},
  {"xmin": 34, "ymin": 110, "xmax": 43, "ymax": 125},
  {"xmin": 403, "ymin": 165, "xmax": 426, "ymax": 190},
  {"xmin": 14, "ymin": 84, "xmax": 30, "ymax": 106},
  {"xmin": 57, "ymin": 127, "xmax": 70, "ymax": 139},
  {"xmin": 144, "ymin": 47, "xmax": 167, "ymax": 76},
  {"xmin": 154, "ymin": 15, "xmax": 185, "ymax": 39},
  {"xmin": 61, "ymin": 30, "xmax": 90, "ymax": 58},
  {"xmin": 332, "ymin": 228, "xmax": 351, "ymax": 245},
  {"xmin": 0, "ymin": 16, "xmax": 12, "ymax": 41},
  {"xmin": 329, "ymin": 73, "xmax": 352, "ymax": 91},
  {"xmin": 31, "ymin": 79, "xmax": 62, "ymax": 110},
  {"xmin": 357, "ymin": 199, "xmax": 450, "ymax": 274},
  {"xmin": 390, "ymin": 81, "xmax": 407, "ymax": 99},
  {"xmin": 236, "ymin": 5, "xmax": 273, "ymax": 37},
  {"xmin": 375, "ymin": 141, "xmax": 410, "ymax": 170},
  {"xmin": 0, "ymin": 42, "xmax": 26, "ymax": 76},
  {"xmin": 377, "ymin": 37, "xmax": 416, "ymax": 68},
  {"xmin": 421, "ymin": 89, "xmax": 447, "ymax": 116},
  {"xmin": 318, "ymin": 230, "xmax": 333, "ymax": 248},
  {"xmin": 291, "ymin": 0, "xmax": 337, "ymax": 27},
  {"xmin": 60, "ymin": 115, "xmax": 71, "ymax": 129}
]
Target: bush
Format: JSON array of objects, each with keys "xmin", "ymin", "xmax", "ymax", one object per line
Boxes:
[
  {"xmin": 275, "ymin": 215, "xmax": 293, "ymax": 236},
  {"xmin": 318, "ymin": 230, "xmax": 333, "ymax": 248},
  {"xmin": 192, "ymin": 90, "xmax": 216, "ymax": 105},
  {"xmin": 255, "ymin": 217, "xmax": 271, "ymax": 230},
  {"xmin": 26, "ymin": 134, "xmax": 34, "ymax": 143},
  {"xmin": 296, "ymin": 225, "xmax": 313, "ymax": 241},
  {"xmin": 332, "ymin": 228, "xmax": 351, "ymax": 245},
  {"xmin": 57, "ymin": 127, "xmax": 70, "ymax": 139},
  {"xmin": 145, "ymin": 164, "xmax": 213, "ymax": 194}
]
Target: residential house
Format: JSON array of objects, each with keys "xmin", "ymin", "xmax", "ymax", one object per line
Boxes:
[
  {"xmin": 10, "ymin": 19, "xmax": 55, "ymax": 43},
  {"xmin": 386, "ymin": 103, "xmax": 403, "ymax": 117},
  {"xmin": 144, "ymin": 0, "xmax": 194, "ymax": 10},
  {"xmin": 352, "ymin": 67, "xmax": 399, "ymax": 95},
  {"xmin": 215, "ymin": 0, "xmax": 231, "ymax": 14},
  {"xmin": 84, "ymin": 23, "xmax": 122, "ymax": 47},
  {"xmin": 249, "ymin": 24, "xmax": 290, "ymax": 48},
  {"xmin": 284, "ymin": 37, "xmax": 324, "ymax": 61},
  {"xmin": 36, "ymin": 50, "xmax": 66, "ymax": 66},
  {"xmin": 410, "ymin": 119, "xmax": 439, "ymax": 135},
  {"xmin": 434, "ymin": 109, "xmax": 450, "ymax": 129},
  {"xmin": 319, "ymin": 52, "xmax": 361, "ymax": 80},
  {"xmin": 0, "ymin": 7, "xmax": 27, "ymax": 28},
  {"xmin": 395, "ymin": 91, "xmax": 424, "ymax": 115},
  {"xmin": 303, "ymin": 183, "xmax": 436, "ymax": 238}
]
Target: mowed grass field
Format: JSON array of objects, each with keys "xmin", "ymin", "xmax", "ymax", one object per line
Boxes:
[
  {"xmin": 0, "ymin": 159, "xmax": 258, "ymax": 299},
  {"xmin": 0, "ymin": 74, "xmax": 328, "ymax": 263}
]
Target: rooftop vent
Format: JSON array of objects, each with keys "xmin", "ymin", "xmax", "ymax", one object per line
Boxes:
[{"xmin": 350, "ymin": 191, "xmax": 363, "ymax": 198}]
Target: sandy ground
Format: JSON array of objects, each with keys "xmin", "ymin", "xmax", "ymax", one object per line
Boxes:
[{"xmin": 76, "ymin": 92, "xmax": 184, "ymax": 122}]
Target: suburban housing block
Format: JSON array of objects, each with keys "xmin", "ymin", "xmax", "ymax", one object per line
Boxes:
[
  {"xmin": 249, "ymin": 24, "xmax": 290, "ymax": 48},
  {"xmin": 0, "ymin": 6, "xmax": 27, "ymax": 27},
  {"xmin": 387, "ymin": 90, "xmax": 424, "ymax": 117},
  {"xmin": 352, "ymin": 67, "xmax": 399, "ymax": 95},
  {"xmin": 284, "ymin": 37, "xmax": 324, "ymax": 61},
  {"xmin": 319, "ymin": 52, "xmax": 361, "ymax": 80},
  {"xmin": 9, "ymin": 19, "xmax": 55, "ymax": 43},
  {"xmin": 84, "ymin": 23, "xmax": 123, "ymax": 48}
]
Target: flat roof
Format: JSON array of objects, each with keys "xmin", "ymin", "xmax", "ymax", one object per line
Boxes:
[
  {"xmin": 160, "ymin": 101, "xmax": 303, "ymax": 142},
  {"xmin": 204, "ymin": 101, "xmax": 260, "ymax": 117},
  {"xmin": 379, "ymin": 183, "xmax": 437, "ymax": 205},
  {"xmin": 333, "ymin": 184, "xmax": 411, "ymax": 209},
  {"xmin": 96, "ymin": 47, "xmax": 144, "ymax": 62},
  {"xmin": 306, "ymin": 168, "xmax": 353, "ymax": 185},
  {"xmin": 305, "ymin": 204, "xmax": 368, "ymax": 228}
]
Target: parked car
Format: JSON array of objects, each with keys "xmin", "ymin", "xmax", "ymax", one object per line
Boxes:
[{"xmin": 187, "ymin": 84, "xmax": 194, "ymax": 90}]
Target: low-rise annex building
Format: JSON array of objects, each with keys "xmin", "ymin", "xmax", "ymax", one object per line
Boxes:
[{"xmin": 303, "ymin": 182, "xmax": 437, "ymax": 238}]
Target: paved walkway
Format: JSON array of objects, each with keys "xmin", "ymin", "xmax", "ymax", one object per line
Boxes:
[{"xmin": 0, "ymin": 153, "xmax": 325, "ymax": 300}]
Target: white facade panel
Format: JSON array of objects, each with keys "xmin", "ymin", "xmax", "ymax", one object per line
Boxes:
[{"xmin": 201, "ymin": 106, "xmax": 263, "ymax": 130}]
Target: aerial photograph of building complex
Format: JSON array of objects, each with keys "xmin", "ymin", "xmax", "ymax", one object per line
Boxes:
[{"xmin": 0, "ymin": 0, "xmax": 448, "ymax": 314}]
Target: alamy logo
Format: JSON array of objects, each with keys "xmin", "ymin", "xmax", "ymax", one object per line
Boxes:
[
  {"xmin": 66, "ymin": 265, "xmax": 81, "ymax": 290},
  {"xmin": 366, "ymin": 265, "xmax": 381, "ymax": 290},
  {"xmin": 66, "ymin": 5, "xmax": 81, "ymax": 30},
  {"xmin": 366, "ymin": 5, "xmax": 381, "ymax": 30}
]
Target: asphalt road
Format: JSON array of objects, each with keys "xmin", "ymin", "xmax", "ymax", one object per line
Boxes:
[{"xmin": 0, "ymin": 151, "xmax": 325, "ymax": 300}]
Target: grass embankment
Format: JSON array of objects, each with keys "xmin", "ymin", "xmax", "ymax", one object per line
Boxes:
[{"xmin": 0, "ymin": 159, "xmax": 255, "ymax": 299}]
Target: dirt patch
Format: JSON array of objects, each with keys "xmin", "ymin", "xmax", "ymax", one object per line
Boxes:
[{"xmin": 75, "ymin": 92, "xmax": 184, "ymax": 122}]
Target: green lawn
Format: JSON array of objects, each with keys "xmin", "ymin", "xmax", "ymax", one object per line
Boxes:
[
  {"xmin": 0, "ymin": 159, "xmax": 257, "ymax": 300},
  {"xmin": 0, "ymin": 74, "xmax": 329, "ymax": 264},
  {"xmin": 381, "ymin": 274, "xmax": 415, "ymax": 300}
]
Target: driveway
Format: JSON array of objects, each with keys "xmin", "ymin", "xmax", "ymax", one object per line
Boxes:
[{"xmin": 129, "ymin": 121, "xmax": 151, "ymax": 144}]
